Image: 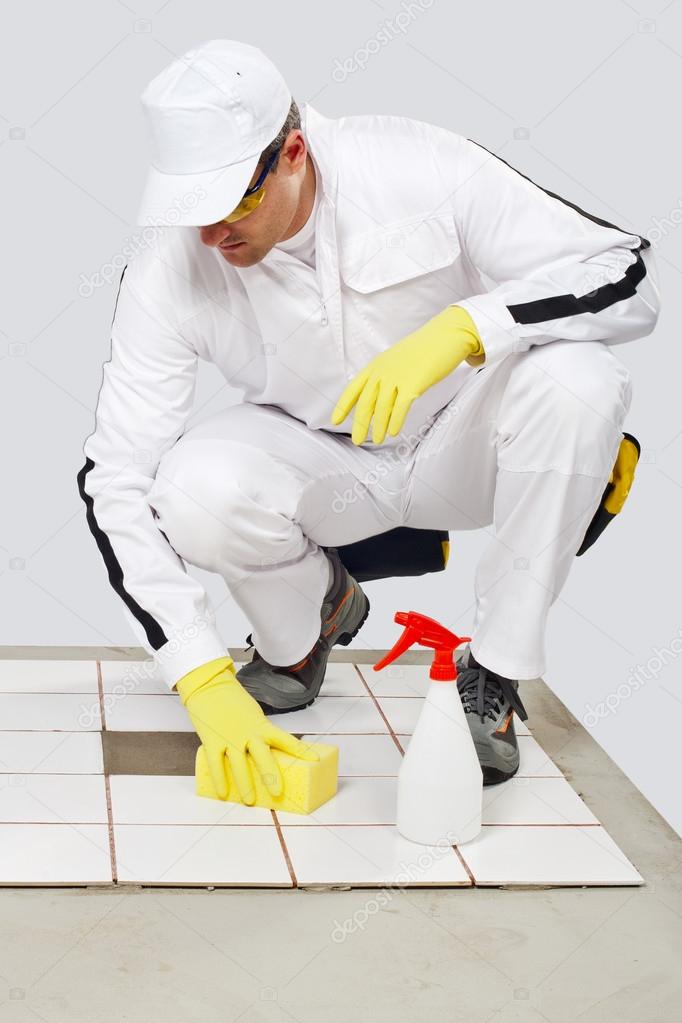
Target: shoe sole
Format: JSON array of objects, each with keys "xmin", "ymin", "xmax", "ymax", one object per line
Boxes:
[
  {"xmin": 254, "ymin": 591, "xmax": 371, "ymax": 716},
  {"xmin": 482, "ymin": 762, "xmax": 519, "ymax": 786},
  {"xmin": 475, "ymin": 735, "xmax": 520, "ymax": 786},
  {"xmin": 334, "ymin": 588, "xmax": 371, "ymax": 647}
]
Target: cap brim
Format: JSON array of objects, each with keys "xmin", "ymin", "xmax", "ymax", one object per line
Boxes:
[{"xmin": 135, "ymin": 152, "xmax": 260, "ymax": 228}]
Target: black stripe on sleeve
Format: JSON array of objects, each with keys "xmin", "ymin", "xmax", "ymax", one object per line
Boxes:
[
  {"xmin": 76, "ymin": 264, "xmax": 168, "ymax": 652},
  {"xmin": 508, "ymin": 241, "xmax": 648, "ymax": 325},
  {"xmin": 77, "ymin": 456, "xmax": 169, "ymax": 651},
  {"xmin": 466, "ymin": 140, "xmax": 651, "ymax": 326}
]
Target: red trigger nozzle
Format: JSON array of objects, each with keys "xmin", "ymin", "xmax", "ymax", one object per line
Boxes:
[{"xmin": 373, "ymin": 611, "xmax": 471, "ymax": 681}]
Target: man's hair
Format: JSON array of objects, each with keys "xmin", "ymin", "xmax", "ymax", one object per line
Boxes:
[{"xmin": 258, "ymin": 98, "xmax": 301, "ymax": 173}]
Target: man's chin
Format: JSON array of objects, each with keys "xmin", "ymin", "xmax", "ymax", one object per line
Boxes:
[{"xmin": 219, "ymin": 243, "xmax": 266, "ymax": 267}]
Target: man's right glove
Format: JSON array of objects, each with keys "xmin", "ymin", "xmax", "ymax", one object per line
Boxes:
[
  {"xmin": 176, "ymin": 656, "xmax": 319, "ymax": 804},
  {"xmin": 330, "ymin": 304, "xmax": 485, "ymax": 446}
]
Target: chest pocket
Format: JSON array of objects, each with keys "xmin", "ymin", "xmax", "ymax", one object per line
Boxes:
[
  {"xmin": 337, "ymin": 214, "xmax": 464, "ymax": 364},
  {"xmin": 338, "ymin": 213, "xmax": 461, "ymax": 293}
]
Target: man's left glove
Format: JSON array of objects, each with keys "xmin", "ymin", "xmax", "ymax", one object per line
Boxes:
[{"xmin": 330, "ymin": 305, "xmax": 485, "ymax": 446}]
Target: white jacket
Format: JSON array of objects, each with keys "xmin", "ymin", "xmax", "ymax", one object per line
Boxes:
[{"xmin": 78, "ymin": 102, "xmax": 660, "ymax": 688}]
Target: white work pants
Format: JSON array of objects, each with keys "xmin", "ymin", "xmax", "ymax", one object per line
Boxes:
[{"xmin": 147, "ymin": 340, "xmax": 632, "ymax": 680}]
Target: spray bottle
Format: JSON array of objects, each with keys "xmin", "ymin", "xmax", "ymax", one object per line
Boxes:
[{"xmin": 374, "ymin": 610, "xmax": 483, "ymax": 846}]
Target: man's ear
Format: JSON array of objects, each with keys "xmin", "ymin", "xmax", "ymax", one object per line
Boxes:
[{"xmin": 280, "ymin": 130, "xmax": 306, "ymax": 174}]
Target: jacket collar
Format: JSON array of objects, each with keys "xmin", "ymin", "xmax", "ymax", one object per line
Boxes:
[
  {"xmin": 300, "ymin": 102, "xmax": 339, "ymax": 207},
  {"xmin": 255, "ymin": 102, "xmax": 339, "ymax": 275}
]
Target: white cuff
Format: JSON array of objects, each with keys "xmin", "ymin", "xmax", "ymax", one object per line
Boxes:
[
  {"xmin": 154, "ymin": 625, "xmax": 232, "ymax": 690},
  {"xmin": 456, "ymin": 295, "xmax": 524, "ymax": 367}
]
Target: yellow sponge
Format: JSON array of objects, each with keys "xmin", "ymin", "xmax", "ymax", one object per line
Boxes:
[{"xmin": 195, "ymin": 741, "xmax": 339, "ymax": 815}]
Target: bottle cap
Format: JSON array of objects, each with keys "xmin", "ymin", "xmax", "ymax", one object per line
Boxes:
[{"xmin": 373, "ymin": 611, "xmax": 471, "ymax": 681}]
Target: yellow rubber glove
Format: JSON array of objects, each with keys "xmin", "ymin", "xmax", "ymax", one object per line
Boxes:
[
  {"xmin": 176, "ymin": 656, "xmax": 319, "ymax": 805},
  {"xmin": 330, "ymin": 305, "xmax": 485, "ymax": 445}
]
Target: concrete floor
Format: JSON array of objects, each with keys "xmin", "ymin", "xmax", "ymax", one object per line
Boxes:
[{"xmin": 0, "ymin": 652, "xmax": 680, "ymax": 1022}]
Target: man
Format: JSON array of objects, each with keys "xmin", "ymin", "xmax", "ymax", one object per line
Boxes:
[{"xmin": 77, "ymin": 39, "xmax": 660, "ymax": 798}]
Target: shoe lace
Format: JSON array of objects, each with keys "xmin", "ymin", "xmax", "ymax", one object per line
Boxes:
[{"xmin": 457, "ymin": 664, "xmax": 528, "ymax": 723}]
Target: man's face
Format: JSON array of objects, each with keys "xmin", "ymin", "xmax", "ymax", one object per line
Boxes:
[{"xmin": 197, "ymin": 130, "xmax": 309, "ymax": 267}]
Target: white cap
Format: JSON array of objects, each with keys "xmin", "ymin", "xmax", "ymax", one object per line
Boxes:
[{"xmin": 136, "ymin": 39, "xmax": 292, "ymax": 227}]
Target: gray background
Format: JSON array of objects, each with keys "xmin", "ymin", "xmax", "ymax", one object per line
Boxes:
[{"xmin": 0, "ymin": 0, "xmax": 679, "ymax": 834}]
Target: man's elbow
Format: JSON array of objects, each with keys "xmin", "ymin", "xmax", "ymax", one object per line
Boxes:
[
  {"xmin": 635, "ymin": 247, "xmax": 662, "ymax": 338},
  {"xmin": 635, "ymin": 292, "xmax": 661, "ymax": 340}
]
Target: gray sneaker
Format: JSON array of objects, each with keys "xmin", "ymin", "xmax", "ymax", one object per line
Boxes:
[
  {"xmin": 236, "ymin": 547, "xmax": 370, "ymax": 714},
  {"xmin": 456, "ymin": 648, "xmax": 529, "ymax": 785}
]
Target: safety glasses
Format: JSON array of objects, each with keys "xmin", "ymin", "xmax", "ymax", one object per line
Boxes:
[{"xmin": 220, "ymin": 145, "xmax": 282, "ymax": 224}]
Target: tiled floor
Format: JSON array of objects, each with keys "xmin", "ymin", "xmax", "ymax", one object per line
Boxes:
[{"xmin": 0, "ymin": 658, "xmax": 644, "ymax": 887}]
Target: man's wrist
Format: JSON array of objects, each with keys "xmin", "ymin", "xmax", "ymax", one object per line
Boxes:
[
  {"xmin": 466, "ymin": 333, "xmax": 484, "ymax": 357},
  {"xmin": 442, "ymin": 305, "xmax": 486, "ymax": 365},
  {"xmin": 465, "ymin": 336, "xmax": 486, "ymax": 366},
  {"xmin": 176, "ymin": 655, "xmax": 235, "ymax": 703}
]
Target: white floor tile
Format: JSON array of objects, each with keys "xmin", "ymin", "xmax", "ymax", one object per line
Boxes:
[
  {"xmin": 268, "ymin": 696, "xmax": 387, "ymax": 734},
  {"xmin": 0, "ymin": 824, "xmax": 112, "ymax": 884},
  {"xmin": 114, "ymin": 824, "xmax": 291, "ymax": 885},
  {"xmin": 517, "ymin": 735, "xmax": 562, "ymax": 776},
  {"xmin": 100, "ymin": 659, "xmax": 168, "ymax": 696},
  {"xmin": 0, "ymin": 732, "xmax": 103, "ymax": 774},
  {"xmin": 104, "ymin": 694, "xmax": 190, "ymax": 732},
  {"xmin": 358, "ymin": 654, "xmax": 469, "ymax": 698},
  {"xmin": 0, "ymin": 693, "xmax": 101, "ymax": 731},
  {"xmin": 380, "ymin": 697, "xmax": 531, "ymax": 735},
  {"xmin": 0, "ymin": 774, "xmax": 108, "ymax": 824},
  {"xmin": 358, "ymin": 662, "xmax": 434, "ymax": 698},
  {"xmin": 282, "ymin": 825, "xmax": 471, "ymax": 886},
  {"xmin": 375, "ymin": 697, "xmax": 423, "ymax": 735},
  {"xmin": 483, "ymin": 777, "xmax": 599, "ymax": 825},
  {"xmin": 0, "ymin": 660, "xmax": 99, "ymax": 694},
  {"xmin": 318, "ymin": 662, "xmax": 368, "ymax": 697},
  {"xmin": 300, "ymin": 733, "xmax": 403, "ymax": 776},
  {"xmin": 459, "ymin": 824, "xmax": 644, "ymax": 886},
  {"xmin": 276, "ymin": 776, "xmax": 397, "ymax": 826},
  {"xmin": 110, "ymin": 775, "xmax": 273, "ymax": 826}
]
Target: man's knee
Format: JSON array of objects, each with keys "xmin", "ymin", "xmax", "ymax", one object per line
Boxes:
[
  {"xmin": 148, "ymin": 437, "xmax": 304, "ymax": 568},
  {"xmin": 524, "ymin": 340, "xmax": 632, "ymax": 421},
  {"xmin": 147, "ymin": 449, "xmax": 238, "ymax": 568}
]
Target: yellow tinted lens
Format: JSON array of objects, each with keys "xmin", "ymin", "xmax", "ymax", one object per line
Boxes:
[{"xmin": 221, "ymin": 188, "xmax": 265, "ymax": 224}]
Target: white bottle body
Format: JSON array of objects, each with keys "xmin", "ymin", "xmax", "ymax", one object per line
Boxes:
[{"xmin": 396, "ymin": 678, "xmax": 483, "ymax": 846}]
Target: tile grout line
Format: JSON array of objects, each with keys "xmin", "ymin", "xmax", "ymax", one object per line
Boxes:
[
  {"xmin": 452, "ymin": 843, "xmax": 476, "ymax": 885},
  {"xmin": 97, "ymin": 661, "xmax": 118, "ymax": 885},
  {"xmin": 352, "ymin": 665, "xmax": 405, "ymax": 754},
  {"xmin": 271, "ymin": 810, "xmax": 297, "ymax": 887}
]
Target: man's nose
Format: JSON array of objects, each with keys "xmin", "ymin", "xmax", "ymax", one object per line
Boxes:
[{"xmin": 198, "ymin": 222, "xmax": 233, "ymax": 246}]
